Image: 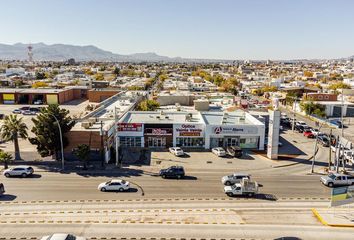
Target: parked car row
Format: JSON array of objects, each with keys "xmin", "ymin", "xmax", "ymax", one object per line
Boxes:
[
  {"xmin": 212, "ymin": 146, "xmax": 243, "ymax": 158},
  {"xmin": 12, "ymin": 106, "xmax": 42, "ymax": 115}
]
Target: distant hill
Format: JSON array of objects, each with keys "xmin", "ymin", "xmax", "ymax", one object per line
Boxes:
[{"xmin": 0, "ymin": 42, "xmax": 225, "ymax": 62}]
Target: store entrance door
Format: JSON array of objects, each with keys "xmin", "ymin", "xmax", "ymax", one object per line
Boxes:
[
  {"xmin": 226, "ymin": 137, "xmax": 240, "ymax": 147},
  {"xmin": 148, "ymin": 137, "xmax": 166, "ymax": 148}
]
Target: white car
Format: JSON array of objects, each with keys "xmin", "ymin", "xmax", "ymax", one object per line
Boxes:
[
  {"xmin": 212, "ymin": 147, "xmax": 226, "ymax": 157},
  {"xmin": 296, "ymin": 121, "xmax": 308, "ymax": 127},
  {"xmin": 169, "ymin": 147, "xmax": 184, "ymax": 156},
  {"xmin": 3, "ymin": 165, "xmax": 34, "ymax": 178},
  {"xmin": 41, "ymin": 233, "xmax": 86, "ymax": 240},
  {"xmin": 98, "ymin": 179, "xmax": 130, "ymax": 192},
  {"xmin": 311, "ymin": 128, "xmax": 320, "ymax": 136}
]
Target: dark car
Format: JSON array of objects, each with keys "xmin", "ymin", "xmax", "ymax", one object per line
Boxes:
[
  {"xmin": 295, "ymin": 125, "xmax": 306, "ymax": 133},
  {"xmin": 0, "ymin": 183, "xmax": 4, "ymax": 195},
  {"xmin": 19, "ymin": 106, "xmax": 30, "ymax": 111},
  {"xmin": 330, "ymin": 119, "xmax": 344, "ymax": 128},
  {"xmin": 317, "ymin": 136, "xmax": 330, "ymax": 147},
  {"xmin": 227, "ymin": 146, "xmax": 243, "ymax": 158},
  {"xmin": 159, "ymin": 166, "xmax": 185, "ymax": 179}
]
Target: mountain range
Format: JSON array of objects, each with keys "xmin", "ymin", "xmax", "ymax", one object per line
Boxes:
[
  {"xmin": 0, "ymin": 43, "xmax": 353, "ymax": 62},
  {"xmin": 0, "ymin": 42, "xmax": 219, "ymax": 62}
]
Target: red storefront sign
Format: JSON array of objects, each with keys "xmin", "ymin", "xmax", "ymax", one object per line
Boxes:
[{"xmin": 118, "ymin": 123, "xmax": 142, "ymax": 132}]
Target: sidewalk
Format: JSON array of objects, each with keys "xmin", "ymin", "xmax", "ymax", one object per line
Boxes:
[{"xmin": 312, "ymin": 207, "xmax": 354, "ymax": 227}]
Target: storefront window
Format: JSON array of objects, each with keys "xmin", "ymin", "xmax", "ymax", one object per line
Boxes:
[
  {"xmin": 119, "ymin": 137, "xmax": 141, "ymax": 147},
  {"xmin": 239, "ymin": 137, "xmax": 258, "ymax": 148},
  {"xmin": 176, "ymin": 138, "xmax": 204, "ymax": 147}
]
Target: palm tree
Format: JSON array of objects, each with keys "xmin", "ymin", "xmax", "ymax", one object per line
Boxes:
[
  {"xmin": 0, "ymin": 150, "xmax": 13, "ymax": 169},
  {"xmin": 0, "ymin": 114, "xmax": 28, "ymax": 160}
]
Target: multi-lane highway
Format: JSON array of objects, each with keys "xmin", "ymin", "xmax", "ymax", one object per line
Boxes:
[{"xmin": 0, "ymin": 167, "xmax": 331, "ymax": 201}]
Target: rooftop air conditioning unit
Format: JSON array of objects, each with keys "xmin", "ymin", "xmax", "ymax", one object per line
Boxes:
[
  {"xmin": 165, "ymin": 116, "xmax": 169, "ymax": 119},
  {"xmin": 185, "ymin": 114, "xmax": 191, "ymax": 122},
  {"xmin": 88, "ymin": 118, "xmax": 97, "ymax": 124},
  {"xmin": 81, "ymin": 122, "xmax": 92, "ymax": 129}
]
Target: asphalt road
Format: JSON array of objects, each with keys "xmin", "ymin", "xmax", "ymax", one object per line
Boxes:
[
  {"xmin": 0, "ymin": 168, "xmax": 331, "ymax": 202},
  {"xmin": 0, "ymin": 200, "xmax": 353, "ymax": 239}
]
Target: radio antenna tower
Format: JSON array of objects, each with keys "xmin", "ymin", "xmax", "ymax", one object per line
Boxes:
[{"xmin": 28, "ymin": 44, "xmax": 33, "ymax": 62}]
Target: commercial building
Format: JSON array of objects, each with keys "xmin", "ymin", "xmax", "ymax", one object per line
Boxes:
[
  {"xmin": 117, "ymin": 110, "xmax": 265, "ymax": 150},
  {"xmin": 0, "ymin": 87, "xmax": 87, "ymax": 104},
  {"xmin": 202, "ymin": 112, "xmax": 265, "ymax": 150}
]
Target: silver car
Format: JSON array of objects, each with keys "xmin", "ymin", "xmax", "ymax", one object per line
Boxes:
[
  {"xmin": 221, "ymin": 173, "xmax": 250, "ymax": 186},
  {"xmin": 3, "ymin": 165, "xmax": 34, "ymax": 178},
  {"xmin": 41, "ymin": 233, "xmax": 86, "ymax": 240}
]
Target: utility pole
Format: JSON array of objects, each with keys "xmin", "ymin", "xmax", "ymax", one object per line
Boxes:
[
  {"xmin": 328, "ymin": 128, "xmax": 332, "ymax": 170},
  {"xmin": 335, "ymin": 135, "xmax": 340, "ymax": 173},
  {"xmin": 292, "ymin": 99, "xmax": 297, "ymax": 132},
  {"xmin": 100, "ymin": 121, "xmax": 105, "ymax": 168},
  {"xmin": 341, "ymin": 89, "xmax": 344, "ymax": 137}
]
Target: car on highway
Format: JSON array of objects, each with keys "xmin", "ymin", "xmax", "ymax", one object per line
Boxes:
[
  {"xmin": 159, "ymin": 166, "xmax": 185, "ymax": 179},
  {"xmin": 226, "ymin": 146, "xmax": 243, "ymax": 158},
  {"xmin": 22, "ymin": 109, "xmax": 37, "ymax": 115},
  {"xmin": 221, "ymin": 173, "xmax": 250, "ymax": 186},
  {"xmin": 320, "ymin": 173, "xmax": 354, "ymax": 187},
  {"xmin": 0, "ymin": 183, "xmax": 4, "ymax": 196},
  {"xmin": 169, "ymin": 147, "xmax": 184, "ymax": 156},
  {"xmin": 41, "ymin": 233, "xmax": 86, "ymax": 240},
  {"xmin": 212, "ymin": 147, "xmax": 227, "ymax": 157},
  {"xmin": 12, "ymin": 109, "xmax": 22, "ymax": 114},
  {"xmin": 3, "ymin": 165, "xmax": 34, "ymax": 178},
  {"xmin": 303, "ymin": 128, "xmax": 314, "ymax": 138},
  {"xmin": 98, "ymin": 179, "xmax": 130, "ymax": 192}
]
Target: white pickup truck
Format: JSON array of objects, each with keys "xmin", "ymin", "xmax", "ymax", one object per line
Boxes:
[
  {"xmin": 224, "ymin": 178, "xmax": 259, "ymax": 197},
  {"xmin": 320, "ymin": 173, "xmax": 354, "ymax": 187}
]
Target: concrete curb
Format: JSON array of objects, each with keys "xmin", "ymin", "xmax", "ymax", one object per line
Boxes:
[{"xmin": 311, "ymin": 208, "xmax": 354, "ymax": 228}]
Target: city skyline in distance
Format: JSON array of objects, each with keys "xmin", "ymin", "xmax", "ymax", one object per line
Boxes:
[{"xmin": 1, "ymin": 0, "xmax": 354, "ymax": 60}]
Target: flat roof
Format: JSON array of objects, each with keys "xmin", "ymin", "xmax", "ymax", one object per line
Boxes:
[
  {"xmin": 201, "ymin": 111, "xmax": 254, "ymax": 125},
  {"xmin": 0, "ymin": 88, "xmax": 66, "ymax": 94},
  {"xmin": 120, "ymin": 111, "xmax": 204, "ymax": 124}
]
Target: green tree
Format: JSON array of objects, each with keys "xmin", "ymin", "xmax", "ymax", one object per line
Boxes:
[
  {"xmin": 0, "ymin": 115, "xmax": 28, "ymax": 160},
  {"xmin": 300, "ymin": 101, "xmax": 326, "ymax": 117},
  {"xmin": 328, "ymin": 82, "xmax": 351, "ymax": 91},
  {"xmin": 36, "ymin": 72, "xmax": 46, "ymax": 80},
  {"xmin": 113, "ymin": 67, "xmax": 120, "ymax": 76},
  {"xmin": 74, "ymin": 144, "xmax": 90, "ymax": 170},
  {"xmin": 136, "ymin": 100, "xmax": 160, "ymax": 111},
  {"xmin": 0, "ymin": 150, "xmax": 13, "ymax": 169},
  {"xmin": 29, "ymin": 105, "xmax": 75, "ymax": 160}
]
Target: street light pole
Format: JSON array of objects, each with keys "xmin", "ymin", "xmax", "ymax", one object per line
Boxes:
[
  {"xmin": 311, "ymin": 121, "xmax": 325, "ymax": 173},
  {"xmin": 50, "ymin": 114, "xmax": 64, "ymax": 170}
]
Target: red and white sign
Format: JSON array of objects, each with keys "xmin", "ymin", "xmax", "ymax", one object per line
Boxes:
[
  {"xmin": 174, "ymin": 124, "xmax": 204, "ymax": 137},
  {"xmin": 118, "ymin": 123, "xmax": 142, "ymax": 132}
]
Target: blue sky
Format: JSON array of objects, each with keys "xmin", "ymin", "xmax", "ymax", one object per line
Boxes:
[{"xmin": 2, "ymin": 0, "xmax": 354, "ymax": 60}]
